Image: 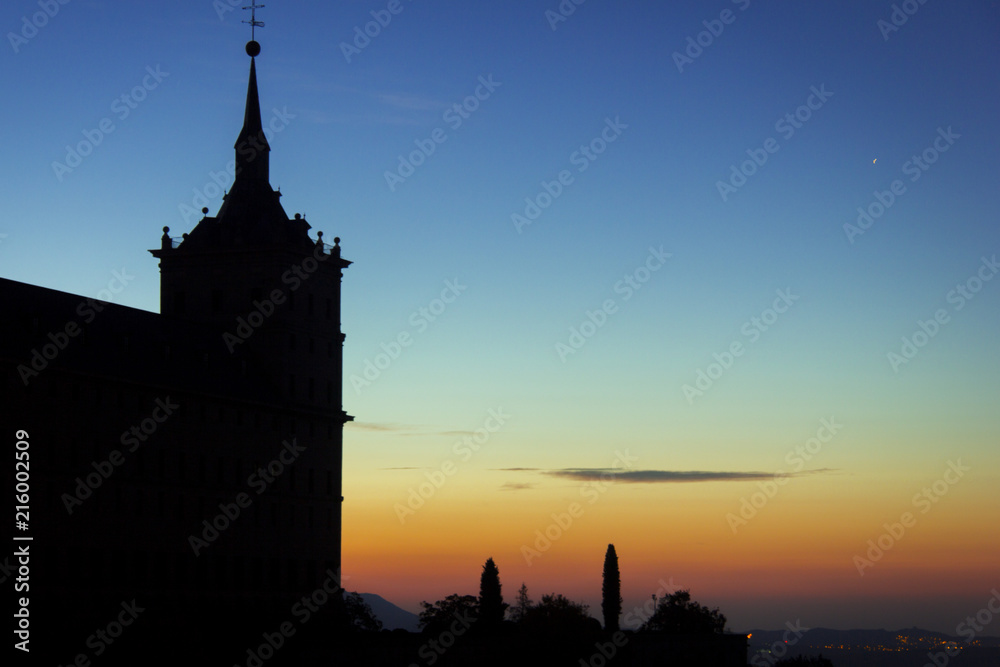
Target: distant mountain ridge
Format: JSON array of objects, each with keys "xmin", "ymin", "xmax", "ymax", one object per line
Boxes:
[{"xmin": 357, "ymin": 592, "xmax": 420, "ymax": 632}]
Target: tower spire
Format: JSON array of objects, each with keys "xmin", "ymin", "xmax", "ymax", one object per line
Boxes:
[
  {"xmin": 154, "ymin": 4, "xmax": 312, "ymax": 251},
  {"xmin": 236, "ymin": 1, "xmax": 267, "ymax": 182},
  {"xmin": 234, "ymin": 55, "xmax": 270, "ymax": 183}
]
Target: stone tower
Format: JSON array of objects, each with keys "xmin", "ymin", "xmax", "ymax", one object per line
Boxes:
[{"xmin": 150, "ymin": 38, "xmax": 352, "ymax": 595}]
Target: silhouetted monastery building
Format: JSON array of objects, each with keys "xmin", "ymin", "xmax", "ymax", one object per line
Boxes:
[{"xmin": 2, "ymin": 38, "xmax": 350, "ymax": 662}]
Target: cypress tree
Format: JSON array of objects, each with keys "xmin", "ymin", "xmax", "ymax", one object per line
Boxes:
[
  {"xmin": 479, "ymin": 557, "xmax": 507, "ymax": 627},
  {"xmin": 602, "ymin": 544, "xmax": 622, "ymax": 632}
]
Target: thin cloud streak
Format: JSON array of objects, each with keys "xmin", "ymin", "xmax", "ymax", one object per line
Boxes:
[
  {"xmin": 499, "ymin": 482, "xmax": 536, "ymax": 491},
  {"xmin": 545, "ymin": 468, "xmax": 837, "ymax": 483},
  {"xmin": 348, "ymin": 422, "xmax": 473, "ymax": 438}
]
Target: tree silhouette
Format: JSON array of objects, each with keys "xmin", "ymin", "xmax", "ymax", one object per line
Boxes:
[
  {"xmin": 418, "ymin": 594, "xmax": 479, "ymax": 635},
  {"xmin": 522, "ymin": 593, "xmax": 594, "ymax": 635},
  {"xmin": 478, "ymin": 557, "xmax": 507, "ymax": 627},
  {"xmin": 601, "ymin": 544, "xmax": 622, "ymax": 632},
  {"xmin": 641, "ymin": 589, "xmax": 726, "ymax": 635},
  {"xmin": 344, "ymin": 592, "xmax": 383, "ymax": 632},
  {"xmin": 510, "ymin": 582, "xmax": 533, "ymax": 623}
]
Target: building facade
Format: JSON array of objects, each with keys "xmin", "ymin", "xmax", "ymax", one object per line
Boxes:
[{"xmin": 2, "ymin": 40, "xmax": 350, "ymax": 662}]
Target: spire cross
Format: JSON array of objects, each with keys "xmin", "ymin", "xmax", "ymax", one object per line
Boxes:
[{"xmin": 242, "ymin": 2, "xmax": 265, "ymax": 41}]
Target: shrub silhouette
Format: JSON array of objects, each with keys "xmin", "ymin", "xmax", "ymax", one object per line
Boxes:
[{"xmin": 641, "ymin": 589, "xmax": 726, "ymax": 635}]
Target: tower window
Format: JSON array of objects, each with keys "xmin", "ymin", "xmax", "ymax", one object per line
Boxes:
[
  {"xmin": 211, "ymin": 289, "xmax": 223, "ymax": 313},
  {"xmin": 325, "ymin": 298, "xmax": 332, "ymax": 319},
  {"xmin": 174, "ymin": 291, "xmax": 186, "ymax": 315},
  {"xmin": 307, "ymin": 293, "xmax": 314, "ymax": 316}
]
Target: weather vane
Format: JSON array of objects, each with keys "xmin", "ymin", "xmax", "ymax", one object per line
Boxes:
[{"xmin": 242, "ymin": 2, "xmax": 265, "ymax": 42}]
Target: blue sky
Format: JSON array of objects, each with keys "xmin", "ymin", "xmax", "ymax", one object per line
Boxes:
[{"xmin": 3, "ymin": 1, "xmax": 999, "ymax": 632}]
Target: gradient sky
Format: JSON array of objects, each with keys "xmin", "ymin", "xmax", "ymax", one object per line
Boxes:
[{"xmin": 2, "ymin": 1, "xmax": 999, "ymax": 634}]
